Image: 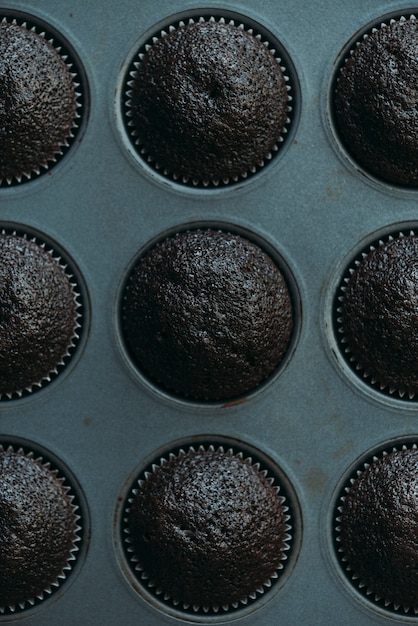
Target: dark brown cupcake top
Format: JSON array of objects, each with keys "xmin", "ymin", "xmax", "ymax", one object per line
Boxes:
[
  {"xmin": 338, "ymin": 447, "xmax": 418, "ymax": 610},
  {"xmin": 0, "ymin": 21, "xmax": 77, "ymax": 183},
  {"xmin": 0, "ymin": 448, "xmax": 78, "ymax": 610},
  {"xmin": 339, "ymin": 235, "xmax": 418, "ymax": 397},
  {"xmin": 128, "ymin": 18, "xmax": 289, "ymax": 185},
  {"xmin": 122, "ymin": 229, "xmax": 293, "ymax": 401},
  {"xmin": 334, "ymin": 17, "xmax": 418, "ymax": 186},
  {"xmin": 0, "ymin": 233, "xmax": 79, "ymax": 397},
  {"xmin": 126, "ymin": 447, "xmax": 288, "ymax": 609}
]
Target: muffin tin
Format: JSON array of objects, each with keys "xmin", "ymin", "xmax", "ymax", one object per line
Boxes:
[{"xmin": 2, "ymin": 0, "xmax": 418, "ymax": 624}]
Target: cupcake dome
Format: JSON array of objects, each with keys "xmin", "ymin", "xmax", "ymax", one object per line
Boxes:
[
  {"xmin": 0, "ymin": 445, "xmax": 81, "ymax": 611},
  {"xmin": 124, "ymin": 445, "xmax": 291, "ymax": 611},
  {"xmin": 121, "ymin": 228, "xmax": 294, "ymax": 401},
  {"xmin": 333, "ymin": 15, "xmax": 418, "ymax": 186},
  {"xmin": 0, "ymin": 231, "xmax": 81, "ymax": 398},
  {"xmin": 0, "ymin": 19, "xmax": 79, "ymax": 184},
  {"xmin": 125, "ymin": 16, "xmax": 291, "ymax": 186},
  {"xmin": 336, "ymin": 445, "xmax": 418, "ymax": 612},
  {"xmin": 336, "ymin": 233, "xmax": 418, "ymax": 398}
]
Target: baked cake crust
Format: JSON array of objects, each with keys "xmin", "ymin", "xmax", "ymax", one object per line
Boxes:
[
  {"xmin": 0, "ymin": 21, "xmax": 77, "ymax": 183},
  {"xmin": 0, "ymin": 233, "xmax": 79, "ymax": 397},
  {"xmin": 122, "ymin": 229, "xmax": 293, "ymax": 400},
  {"xmin": 128, "ymin": 19, "xmax": 289, "ymax": 184},
  {"xmin": 340, "ymin": 235, "xmax": 418, "ymax": 397},
  {"xmin": 0, "ymin": 448, "xmax": 77, "ymax": 609},
  {"xmin": 334, "ymin": 17, "xmax": 418, "ymax": 185},
  {"xmin": 126, "ymin": 447, "xmax": 288, "ymax": 608},
  {"xmin": 338, "ymin": 447, "xmax": 418, "ymax": 609}
]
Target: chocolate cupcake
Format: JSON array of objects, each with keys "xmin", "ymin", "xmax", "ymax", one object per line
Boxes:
[
  {"xmin": 121, "ymin": 228, "xmax": 294, "ymax": 401},
  {"xmin": 0, "ymin": 16, "xmax": 83, "ymax": 185},
  {"xmin": 123, "ymin": 15, "xmax": 294, "ymax": 186},
  {"xmin": 333, "ymin": 14, "xmax": 418, "ymax": 186},
  {"xmin": 0, "ymin": 230, "xmax": 82, "ymax": 399},
  {"xmin": 123, "ymin": 444, "xmax": 292, "ymax": 613},
  {"xmin": 0, "ymin": 443, "xmax": 82, "ymax": 613},
  {"xmin": 335, "ymin": 231, "xmax": 418, "ymax": 399},
  {"xmin": 335, "ymin": 444, "xmax": 418, "ymax": 613}
]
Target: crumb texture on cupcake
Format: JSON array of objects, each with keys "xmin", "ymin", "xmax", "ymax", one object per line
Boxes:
[
  {"xmin": 0, "ymin": 19, "xmax": 78, "ymax": 184},
  {"xmin": 125, "ymin": 446, "xmax": 290, "ymax": 611},
  {"xmin": 337, "ymin": 446, "xmax": 418, "ymax": 612},
  {"xmin": 0, "ymin": 446, "xmax": 79, "ymax": 611},
  {"xmin": 333, "ymin": 16, "xmax": 418, "ymax": 186},
  {"xmin": 122, "ymin": 229, "xmax": 293, "ymax": 401},
  {"xmin": 0, "ymin": 232, "xmax": 81, "ymax": 398},
  {"xmin": 337, "ymin": 233, "xmax": 418, "ymax": 398},
  {"xmin": 126, "ymin": 17, "xmax": 290, "ymax": 185}
]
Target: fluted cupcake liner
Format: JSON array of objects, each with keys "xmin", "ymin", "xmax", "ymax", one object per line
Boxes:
[
  {"xmin": 122, "ymin": 443, "xmax": 293, "ymax": 615},
  {"xmin": 0, "ymin": 228, "xmax": 84, "ymax": 400},
  {"xmin": 0, "ymin": 15, "xmax": 84, "ymax": 186},
  {"xmin": 123, "ymin": 14, "xmax": 295, "ymax": 187},
  {"xmin": 334, "ymin": 13, "xmax": 418, "ymax": 90},
  {"xmin": 335, "ymin": 229, "xmax": 418, "ymax": 400},
  {"xmin": 0, "ymin": 443, "xmax": 83, "ymax": 614},
  {"xmin": 334, "ymin": 442, "xmax": 418, "ymax": 615},
  {"xmin": 337, "ymin": 13, "xmax": 417, "ymax": 64}
]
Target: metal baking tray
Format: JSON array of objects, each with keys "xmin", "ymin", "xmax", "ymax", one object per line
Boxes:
[{"xmin": 1, "ymin": 1, "xmax": 417, "ymax": 624}]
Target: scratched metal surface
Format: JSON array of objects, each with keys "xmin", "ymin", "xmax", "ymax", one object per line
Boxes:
[{"xmin": 0, "ymin": 1, "xmax": 417, "ymax": 624}]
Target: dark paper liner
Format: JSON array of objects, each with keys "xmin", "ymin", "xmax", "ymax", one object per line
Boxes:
[
  {"xmin": 333, "ymin": 441, "xmax": 418, "ymax": 615},
  {"xmin": 333, "ymin": 229, "xmax": 418, "ymax": 401},
  {"xmin": 122, "ymin": 13, "xmax": 298, "ymax": 188},
  {"xmin": 0, "ymin": 441, "xmax": 85, "ymax": 615},
  {"xmin": 0, "ymin": 226, "xmax": 86, "ymax": 400},
  {"xmin": 0, "ymin": 12, "xmax": 86, "ymax": 186},
  {"xmin": 120, "ymin": 441, "xmax": 296, "ymax": 617}
]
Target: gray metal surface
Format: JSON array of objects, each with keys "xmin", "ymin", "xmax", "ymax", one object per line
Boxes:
[{"xmin": 1, "ymin": 1, "xmax": 417, "ymax": 624}]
